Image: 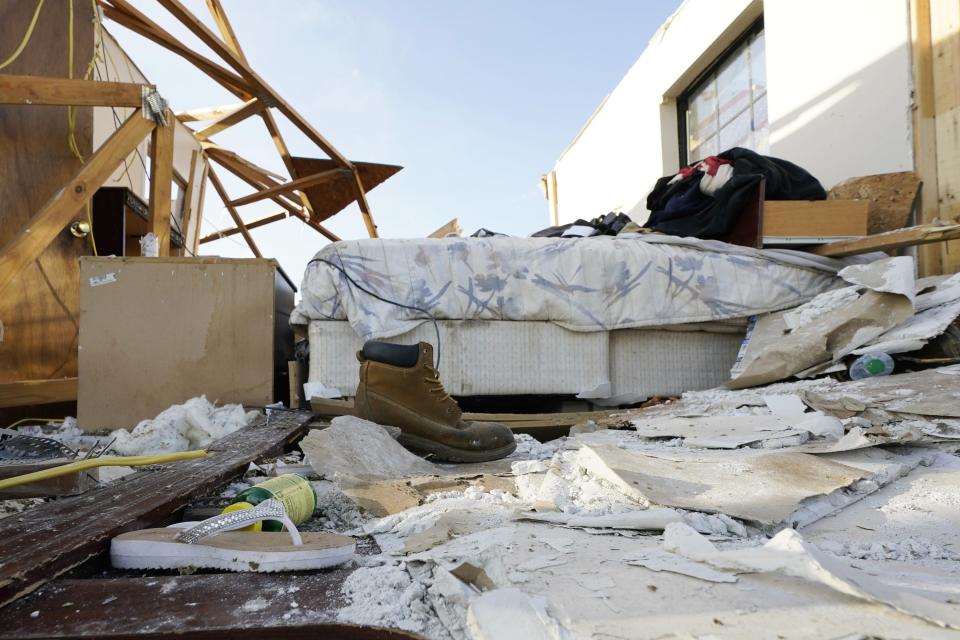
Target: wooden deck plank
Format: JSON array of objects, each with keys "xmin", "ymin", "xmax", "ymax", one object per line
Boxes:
[
  {"xmin": 0, "ymin": 540, "xmax": 407, "ymax": 639},
  {"xmin": 0, "ymin": 411, "xmax": 311, "ymax": 608}
]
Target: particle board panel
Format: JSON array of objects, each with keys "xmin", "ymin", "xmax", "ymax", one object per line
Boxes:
[
  {"xmin": 762, "ymin": 200, "xmax": 869, "ymax": 238},
  {"xmin": 78, "ymin": 257, "xmax": 277, "ymax": 431},
  {"xmin": 0, "ymin": 1, "xmax": 95, "ymax": 384}
]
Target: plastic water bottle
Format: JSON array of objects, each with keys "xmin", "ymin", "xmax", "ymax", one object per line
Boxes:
[{"xmin": 849, "ymin": 353, "xmax": 894, "ymax": 380}]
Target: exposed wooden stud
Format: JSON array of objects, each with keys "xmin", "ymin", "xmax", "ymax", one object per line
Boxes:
[
  {"xmin": 147, "ymin": 112, "xmax": 175, "ymax": 257},
  {"xmin": 203, "ymin": 144, "xmax": 286, "ymax": 181},
  {"xmin": 0, "ymin": 110, "xmax": 155, "ymax": 297},
  {"xmin": 102, "ymin": 1, "xmax": 252, "ymax": 98},
  {"xmin": 931, "ymin": 0, "xmax": 960, "ymax": 273},
  {"xmin": 808, "ymin": 223, "xmax": 960, "ymax": 257},
  {"xmin": 206, "ymin": 167, "xmax": 263, "ymax": 258},
  {"xmin": 228, "ymin": 169, "xmax": 348, "ymax": 208},
  {"xmin": 911, "ymin": 0, "xmax": 942, "ymax": 276},
  {"xmin": 192, "ymin": 162, "xmax": 209, "ymax": 256},
  {"xmin": 194, "ymin": 98, "xmax": 264, "ymax": 141},
  {"xmin": 205, "ymin": 0, "xmax": 247, "ymax": 60},
  {"xmin": 0, "ymin": 378, "xmax": 78, "ymax": 409},
  {"xmin": 179, "ymin": 149, "xmax": 201, "ymax": 255},
  {"xmin": 206, "ymin": 149, "xmax": 309, "ymax": 214},
  {"xmin": 200, "ymin": 211, "xmax": 290, "ymax": 243},
  {"xmin": 0, "ymin": 74, "xmax": 150, "ymax": 107}
]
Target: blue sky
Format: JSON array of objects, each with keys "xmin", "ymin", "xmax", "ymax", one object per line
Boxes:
[{"xmin": 110, "ymin": 1, "xmax": 678, "ymax": 280}]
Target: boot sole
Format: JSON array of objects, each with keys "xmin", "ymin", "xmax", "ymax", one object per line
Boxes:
[{"xmin": 398, "ymin": 432, "xmax": 517, "ymax": 463}]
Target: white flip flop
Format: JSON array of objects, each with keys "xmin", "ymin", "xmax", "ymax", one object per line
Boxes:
[{"xmin": 110, "ymin": 499, "xmax": 355, "ymax": 572}]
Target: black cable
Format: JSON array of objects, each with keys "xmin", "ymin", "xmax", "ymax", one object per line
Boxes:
[{"xmin": 307, "ymin": 255, "xmax": 442, "ymax": 369}]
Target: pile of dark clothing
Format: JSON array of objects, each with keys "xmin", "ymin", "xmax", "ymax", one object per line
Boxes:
[
  {"xmin": 530, "ymin": 211, "xmax": 634, "ymax": 238},
  {"xmin": 643, "ymin": 147, "xmax": 826, "ymax": 239}
]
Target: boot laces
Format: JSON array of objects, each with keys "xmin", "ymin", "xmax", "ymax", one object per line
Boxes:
[{"xmin": 423, "ymin": 365, "xmax": 452, "ymax": 405}]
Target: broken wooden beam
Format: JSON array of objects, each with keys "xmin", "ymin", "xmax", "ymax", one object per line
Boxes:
[
  {"xmin": 0, "ymin": 411, "xmax": 311, "ymax": 608},
  {"xmin": 102, "ymin": 1, "xmax": 252, "ymax": 98},
  {"xmin": 194, "ymin": 97, "xmax": 264, "ymax": 141},
  {"xmin": 0, "ymin": 75, "xmax": 150, "ymax": 107},
  {"xmin": 227, "ymin": 169, "xmax": 349, "ymax": 208},
  {"xmin": 199, "ymin": 211, "xmax": 289, "ymax": 244},
  {"xmin": 808, "ymin": 222, "xmax": 960, "ymax": 257}
]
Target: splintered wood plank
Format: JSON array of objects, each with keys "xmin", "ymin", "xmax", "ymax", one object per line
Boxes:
[
  {"xmin": 808, "ymin": 223, "xmax": 960, "ymax": 257},
  {"xmin": 0, "ymin": 412, "xmax": 311, "ymax": 608},
  {"xmin": 0, "ymin": 109, "xmax": 154, "ymax": 297},
  {"xmin": 428, "ymin": 218, "xmax": 462, "ymax": 238},
  {"xmin": 200, "ymin": 211, "xmax": 289, "ymax": 244},
  {"xmin": 0, "ymin": 542, "xmax": 413, "ymax": 640},
  {"xmin": 0, "ymin": 573, "xmax": 417, "ymax": 638},
  {"xmin": 148, "ymin": 114, "xmax": 175, "ymax": 256},
  {"xmin": 0, "ymin": 75, "xmax": 150, "ymax": 107},
  {"xmin": 228, "ymin": 169, "xmax": 349, "ymax": 208},
  {"xmin": 0, "ymin": 378, "xmax": 77, "ymax": 409},
  {"xmin": 206, "ymin": 167, "xmax": 263, "ymax": 257},
  {"xmin": 194, "ymin": 98, "xmax": 264, "ymax": 141}
]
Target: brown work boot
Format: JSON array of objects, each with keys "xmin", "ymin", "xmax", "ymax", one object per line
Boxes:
[{"xmin": 354, "ymin": 341, "xmax": 517, "ymax": 462}]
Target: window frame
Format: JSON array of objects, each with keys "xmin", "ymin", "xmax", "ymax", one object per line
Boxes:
[{"xmin": 677, "ymin": 16, "xmax": 765, "ymax": 167}]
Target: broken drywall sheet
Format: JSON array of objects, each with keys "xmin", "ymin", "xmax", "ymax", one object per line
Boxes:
[
  {"xmin": 803, "ymin": 367, "xmax": 960, "ymax": 419},
  {"xmin": 519, "ymin": 508, "xmax": 683, "ymax": 531},
  {"xmin": 301, "ymin": 415, "xmax": 439, "ymax": 484},
  {"xmin": 576, "ymin": 443, "xmax": 868, "ymax": 527},
  {"xmin": 855, "ymin": 273, "xmax": 960, "ymax": 354},
  {"xmin": 729, "ymin": 257, "xmax": 916, "ymax": 389},
  {"xmin": 629, "ymin": 415, "xmax": 810, "ymax": 449},
  {"xmin": 622, "ymin": 548, "xmax": 738, "ymax": 583},
  {"xmin": 466, "ymin": 588, "xmax": 568, "ymax": 640},
  {"xmin": 663, "ymin": 523, "xmax": 960, "ymax": 630}
]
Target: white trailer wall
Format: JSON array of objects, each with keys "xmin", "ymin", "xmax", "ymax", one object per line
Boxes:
[{"xmin": 550, "ymin": 0, "xmax": 914, "ymax": 225}]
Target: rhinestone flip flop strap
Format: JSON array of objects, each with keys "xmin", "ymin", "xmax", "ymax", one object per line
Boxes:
[{"xmin": 175, "ymin": 498, "xmax": 303, "ymax": 546}]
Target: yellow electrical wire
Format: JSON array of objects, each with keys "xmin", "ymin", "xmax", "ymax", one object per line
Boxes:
[
  {"xmin": 0, "ymin": 0, "xmax": 45, "ymax": 71},
  {"xmin": 67, "ymin": 0, "xmax": 99, "ymax": 256},
  {"xmin": 0, "ymin": 450, "xmax": 209, "ymax": 491},
  {"xmin": 4, "ymin": 418, "xmax": 65, "ymax": 429}
]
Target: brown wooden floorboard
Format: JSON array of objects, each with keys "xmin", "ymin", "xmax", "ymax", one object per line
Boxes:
[{"xmin": 0, "ymin": 411, "xmax": 312, "ymax": 608}]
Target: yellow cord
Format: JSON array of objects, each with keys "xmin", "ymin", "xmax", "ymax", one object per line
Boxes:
[
  {"xmin": 0, "ymin": 0, "xmax": 45, "ymax": 71},
  {"xmin": 66, "ymin": 0, "xmax": 100, "ymax": 256},
  {"xmin": 4, "ymin": 418, "xmax": 65, "ymax": 429},
  {"xmin": 0, "ymin": 450, "xmax": 209, "ymax": 491}
]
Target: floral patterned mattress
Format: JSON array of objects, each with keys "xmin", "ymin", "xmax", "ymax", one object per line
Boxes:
[{"xmin": 291, "ymin": 235, "xmax": 862, "ymax": 341}]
